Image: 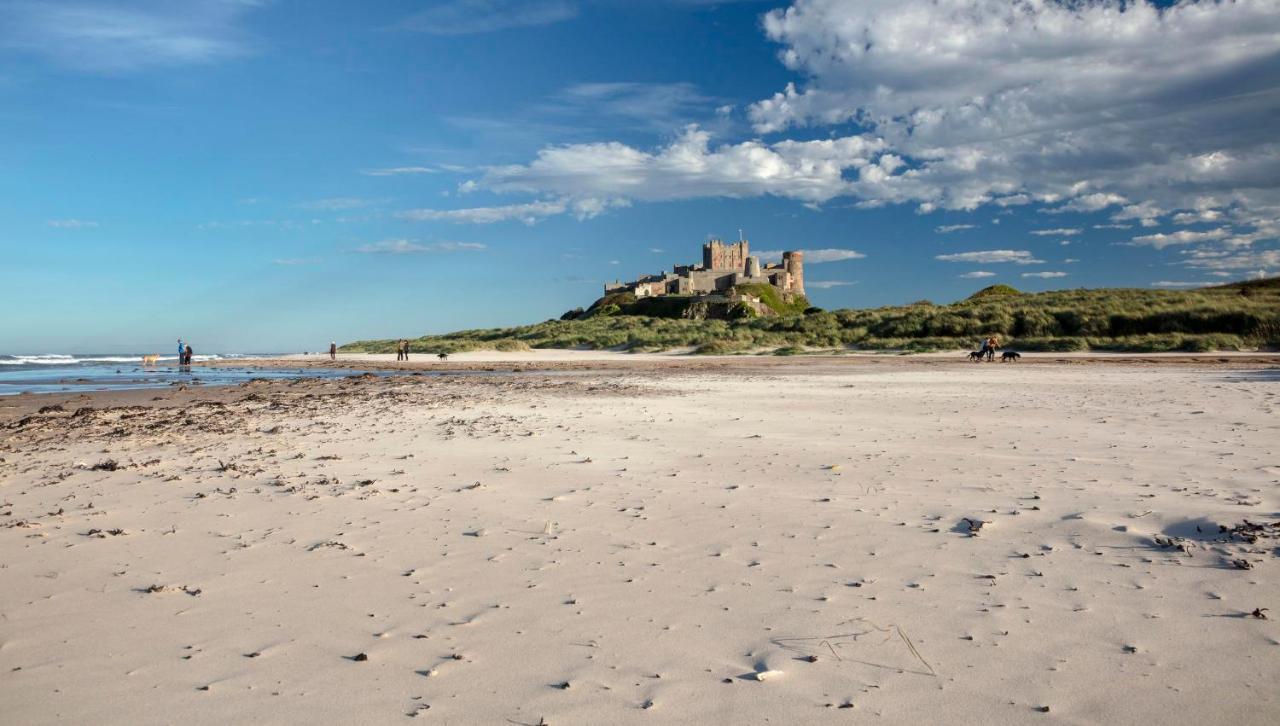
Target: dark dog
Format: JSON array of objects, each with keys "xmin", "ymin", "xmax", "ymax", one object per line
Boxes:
[
  {"xmin": 968, "ymin": 351, "xmax": 985, "ymax": 362},
  {"xmin": 1001, "ymin": 351, "xmax": 1021, "ymax": 362},
  {"xmin": 437, "ymin": 352, "xmax": 449, "ymax": 361}
]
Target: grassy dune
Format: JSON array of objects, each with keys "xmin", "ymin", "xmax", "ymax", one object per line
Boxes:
[{"xmin": 343, "ymin": 279, "xmax": 1280, "ymax": 355}]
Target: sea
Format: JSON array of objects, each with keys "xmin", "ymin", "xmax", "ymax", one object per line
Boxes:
[{"xmin": 0, "ymin": 354, "xmax": 355, "ymax": 396}]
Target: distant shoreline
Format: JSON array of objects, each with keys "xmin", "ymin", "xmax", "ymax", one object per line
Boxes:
[{"xmin": 206, "ymin": 349, "xmax": 1280, "ymax": 374}]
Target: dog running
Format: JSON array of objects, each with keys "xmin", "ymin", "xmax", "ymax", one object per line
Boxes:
[
  {"xmin": 1001, "ymin": 351, "xmax": 1022, "ymax": 362},
  {"xmin": 437, "ymin": 352, "xmax": 449, "ymax": 361}
]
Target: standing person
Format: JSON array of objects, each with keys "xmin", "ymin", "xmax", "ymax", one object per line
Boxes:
[
  {"xmin": 329, "ymin": 342, "xmax": 337, "ymax": 361},
  {"xmin": 396, "ymin": 339, "xmax": 404, "ymax": 362},
  {"xmin": 177, "ymin": 338, "xmax": 184, "ymax": 367},
  {"xmin": 184, "ymin": 343, "xmax": 193, "ymax": 366},
  {"xmin": 402, "ymin": 339, "xmax": 409, "ymax": 361},
  {"xmin": 978, "ymin": 337, "xmax": 989, "ymax": 361},
  {"xmin": 985, "ymin": 336, "xmax": 998, "ymax": 361}
]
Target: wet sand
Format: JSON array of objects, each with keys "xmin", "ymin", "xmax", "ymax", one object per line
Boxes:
[{"xmin": 2, "ymin": 359, "xmax": 1278, "ymax": 724}]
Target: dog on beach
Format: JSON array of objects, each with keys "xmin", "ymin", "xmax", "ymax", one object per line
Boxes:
[
  {"xmin": 968, "ymin": 351, "xmax": 985, "ymax": 362},
  {"xmin": 141, "ymin": 355, "xmax": 160, "ymax": 366},
  {"xmin": 1001, "ymin": 351, "xmax": 1022, "ymax": 362},
  {"xmin": 437, "ymin": 353, "xmax": 449, "ymax": 361}
]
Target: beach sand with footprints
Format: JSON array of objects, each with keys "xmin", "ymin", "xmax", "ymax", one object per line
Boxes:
[{"xmin": 2, "ymin": 358, "xmax": 1278, "ymax": 724}]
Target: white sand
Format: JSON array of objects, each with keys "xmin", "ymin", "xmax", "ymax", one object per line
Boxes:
[{"xmin": 2, "ymin": 362, "xmax": 1278, "ymax": 724}]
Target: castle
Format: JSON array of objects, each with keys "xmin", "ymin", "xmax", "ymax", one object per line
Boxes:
[{"xmin": 605, "ymin": 239, "xmax": 805, "ymax": 299}]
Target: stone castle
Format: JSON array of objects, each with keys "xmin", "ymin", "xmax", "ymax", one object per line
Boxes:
[{"xmin": 605, "ymin": 239, "xmax": 805, "ymax": 299}]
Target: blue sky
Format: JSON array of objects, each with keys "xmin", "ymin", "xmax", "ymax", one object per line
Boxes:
[{"xmin": 2, "ymin": 0, "xmax": 1278, "ymax": 353}]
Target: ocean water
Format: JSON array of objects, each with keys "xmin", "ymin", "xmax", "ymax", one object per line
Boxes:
[{"xmin": 0, "ymin": 354, "xmax": 354, "ymax": 396}]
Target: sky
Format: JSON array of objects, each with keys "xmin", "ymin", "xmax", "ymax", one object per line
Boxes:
[{"xmin": 2, "ymin": 0, "xmax": 1278, "ymax": 353}]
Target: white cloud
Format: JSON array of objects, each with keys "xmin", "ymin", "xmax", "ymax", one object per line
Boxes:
[
  {"xmin": 1172, "ymin": 209, "xmax": 1224, "ymax": 225},
  {"xmin": 481, "ymin": 125, "xmax": 888, "ymax": 207},
  {"xmin": 1030, "ymin": 228, "xmax": 1081, "ymax": 237},
  {"xmin": 755, "ymin": 248, "xmax": 866, "ymax": 263},
  {"xmin": 1045, "ymin": 193, "xmax": 1128, "ymax": 214},
  {"xmin": 360, "ymin": 167, "xmax": 437, "ymax": 176},
  {"xmin": 806, "ymin": 280, "xmax": 857, "ymax": 289},
  {"xmin": 1178, "ymin": 248, "xmax": 1279, "ymax": 272},
  {"xmin": 936, "ymin": 250, "xmax": 1043, "ymax": 265},
  {"xmin": 936, "ymin": 224, "xmax": 976, "ymax": 234},
  {"xmin": 0, "ymin": 1, "xmax": 258, "ymax": 72},
  {"xmin": 399, "ymin": 0, "xmax": 576, "ymax": 35},
  {"xmin": 745, "ymin": 0, "xmax": 1280, "ymax": 221},
  {"xmin": 959, "ymin": 271, "xmax": 996, "ymax": 279},
  {"xmin": 1093, "ymin": 223, "xmax": 1133, "ymax": 230},
  {"xmin": 355, "ymin": 239, "xmax": 487, "ymax": 254},
  {"xmin": 1150, "ymin": 280, "xmax": 1208, "ymax": 288},
  {"xmin": 1021, "ymin": 271, "xmax": 1068, "ymax": 279},
  {"xmin": 47, "ymin": 218, "xmax": 97, "ymax": 228},
  {"xmin": 1127, "ymin": 228, "xmax": 1231, "ymax": 249}
]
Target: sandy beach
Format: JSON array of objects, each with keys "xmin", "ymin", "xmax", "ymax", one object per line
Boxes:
[{"xmin": 2, "ymin": 357, "xmax": 1278, "ymax": 724}]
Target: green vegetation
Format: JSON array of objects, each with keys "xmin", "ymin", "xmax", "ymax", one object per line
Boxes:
[
  {"xmin": 342, "ymin": 278, "xmax": 1280, "ymax": 355},
  {"xmin": 968, "ymin": 284, "xmax": 1022, "ymax": 300},
  {"xmin": 733, "ymin": 283, "xmax": 811, "ymax": 316}
]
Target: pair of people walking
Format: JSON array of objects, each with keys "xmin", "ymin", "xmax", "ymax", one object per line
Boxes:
[
  {"xmin": 978, "ymin": 335, "xmax": 1000, "ymax": 361},
  {"xmin": 395, "ymin": 339, "xmax": 411, "ymax": 361},
  {"xmin": 176, "ymin": 338, "xmax": 194, "ymax": 366}
]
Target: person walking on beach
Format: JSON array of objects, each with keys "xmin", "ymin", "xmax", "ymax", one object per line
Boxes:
[
  {"xmin": 329, "ymin": 342, "xmax": 337, "ymax": 361},
  {"xmin": 401, "ymin": 339, "xmax": 410, "ymax": 361},
  {"xmin": 985, "ymin": 336, "xmax": 999, "ymax": 361},
  {"xmin": 177, "ymin": 338, "xmax": 184, "ymax": 366},
  {"xmin": 396, "ymin": 339, "xmax": 404, "ymax": 362},
  {"xmin": 184, "ymin": 343, "xmax": 193, "ymax": 366}
]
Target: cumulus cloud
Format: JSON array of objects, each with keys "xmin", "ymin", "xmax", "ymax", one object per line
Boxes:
[
  {"xmin": 936, "ymin": 224, "xmax": 976, "ymax": 233},
  {"xmin": 355, "ymin": 239, "xmax": 487, "ymax": 254},
  {"xmin": 1172, "ymin": 209, "xmax": 1225, "ymax": 225},
  {"xmin": 1178, "ymin": 248, "xmax": 1279, "ymax": 272},
  {"xmin": 806, "ymin": 280, "xmax": 857, "ymax": 289},
  {"xmin": 959, "ymin": 270, "xmax": 996, "ymax": 279},
  {"xmin": 1022, "ymin": 271, "xmax": 1068, "ymax": 279},
  {"xmin": 399, "ymin": 0, "xmax": 576, "ymax": 35},
  {"xmin": 936, "ymin": 250, "xmax": 1043, "ymax": 265},
  {"xmin": 1045, "ymin": 193, "xmax": 1128, "ymax": 214},
  {"xmin": 747, "ymin": 0, "xmax": 1280, "ymax": 222},
  {"xmin": 755, "ymin": 248, "xmax": 866, "ymax": 263},
  {"xmin": 1127, "ymin": 228, "xmax": 1231, "ymax": 249},
  {"xmin": 481, "ymin": 125, "xmax": 888, "ymax": 207},
  {"xmin": 1030, "ymin": 228, "xmax": 1082, "ymax": 237}
]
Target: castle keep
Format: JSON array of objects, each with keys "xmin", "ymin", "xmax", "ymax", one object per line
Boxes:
[{"xmin": 605, "ymin": 239, "xmax": 805, "ymax": 299}]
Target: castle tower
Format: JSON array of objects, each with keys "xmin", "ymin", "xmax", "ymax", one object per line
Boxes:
[
  {"xmin": 746, "ymin": 255, "xmax": 761, "ymax": 278},
  {"xmin": 783, "ymin": 250, "xmax": 805, "ymax": 296},
  {"xmin": 703, "ymin": 239, "xmax": 749, "ymax": 271}
]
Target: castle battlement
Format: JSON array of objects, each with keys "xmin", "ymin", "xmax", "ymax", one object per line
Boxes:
[{"xmin": 605, "ymin": 238, "xmax": 805, "ymax": 300}]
